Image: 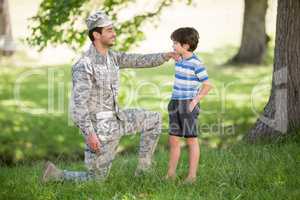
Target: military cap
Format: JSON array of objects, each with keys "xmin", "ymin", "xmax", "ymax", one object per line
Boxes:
[{"xmin": 86, "ymin": 11, "xmax": 113, "ymax": 31}]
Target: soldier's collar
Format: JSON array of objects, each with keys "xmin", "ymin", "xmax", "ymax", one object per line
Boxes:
[
  {"xmin": 88, "ymin": 44, "xmax": 105, "ymax": 62},
  {"xmin": 88, "ymin": 44, "xmax": 109, "ymax": 63}
]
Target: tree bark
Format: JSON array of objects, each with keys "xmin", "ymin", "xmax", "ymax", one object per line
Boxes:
[
  {"xmin": 0, "ymin": 0, "xmax": 15, "ymax": 56},
  {"xmin": 230, "ymin": 0, "xmax": 268, "ymax": 64},
  {"xmin": 247, "ymin": 0, "xmax": 300, "ymax": 142}
]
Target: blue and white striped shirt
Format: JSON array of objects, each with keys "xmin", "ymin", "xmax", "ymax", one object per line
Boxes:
[{"xmin": 171, "ymin": 54, "xmax": 209, "ymax": 100}]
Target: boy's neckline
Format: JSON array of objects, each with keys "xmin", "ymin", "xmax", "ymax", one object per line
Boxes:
[{"xmin": 181, "ymin": 53, "xmax": 196, "ymax": 61}]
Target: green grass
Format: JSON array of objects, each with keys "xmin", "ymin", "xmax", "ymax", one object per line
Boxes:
[
  {"xmin": 1, "ymin": 141, "xmax": 299, "ymax": 200},
  {"xmin": 0, "ymin": 48, "xmax": 299, "ymax": 199}
]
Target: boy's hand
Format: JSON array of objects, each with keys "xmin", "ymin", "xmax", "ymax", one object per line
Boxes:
[
  {"xmin": 189, "ymin": 81, "xmax": 213, "ymax": 112},
  {"xmin": 165, "ymin": 52, "xmax": 181, "ymax": 61},
  {"xmin": 189, "ymin": 98, "xmax": 199, "ymax": 112}
]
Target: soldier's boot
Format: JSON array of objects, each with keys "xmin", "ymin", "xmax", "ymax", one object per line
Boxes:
[
  {"xmin": 135, "ymin": 157, "xmax": 153, "ymax": 176},
  {"xmin": 42, "ymin": 161, "xmax": 63, "ymax": 183}
]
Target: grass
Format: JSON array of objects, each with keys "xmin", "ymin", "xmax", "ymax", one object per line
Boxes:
[
  {"xmin": 0, "ymin": 141, "xmax": 299, "ymax": 199},
  {"xmin": 0, "ymin": 47, "xmax": 299, "ymax": 199}
]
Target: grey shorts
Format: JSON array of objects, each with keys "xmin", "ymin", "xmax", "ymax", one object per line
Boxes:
[{"xmin": 167, "ymin": 99, "xmax": 200, "ymax": 138}]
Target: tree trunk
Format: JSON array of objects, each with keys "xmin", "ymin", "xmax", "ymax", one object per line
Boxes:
[
  {"xmin": 0, "ymin": 0, "xmax": 15, "ymax": 56},
  {"xmin": 247, "ymin": 0, "xmax": 300, "ymax": 142},
  {"xmin": 230, "ymin": 0, "xmax": 268, "ymax": 64}
]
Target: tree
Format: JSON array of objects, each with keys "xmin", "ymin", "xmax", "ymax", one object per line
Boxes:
[
  {"xmin": 229, "ymin": 0, "xmax": 269, "ymax": 64},
  {"xmin": 247, "ymin": 0, "xmax": 300, "ymax": 142},
  {"xmin": 0, "ymin": 0, "xmax": 16, "ymax": 56},
  {"xmin": 27, "ymin": 0, "xmax": 191, "ymax": 51}
]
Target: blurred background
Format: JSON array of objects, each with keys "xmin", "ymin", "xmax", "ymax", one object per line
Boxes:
[{"xmin": 6, "ymin": 0, "xmax": 277, "ymax": 65}]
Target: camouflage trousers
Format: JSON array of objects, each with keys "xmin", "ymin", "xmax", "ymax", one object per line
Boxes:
[{"xmin": 62, "ymin": 108, "xmax": 162, "ymax": 181}]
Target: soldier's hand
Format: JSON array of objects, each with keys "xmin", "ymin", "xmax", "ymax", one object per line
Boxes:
[
  {"xmin": 86, "ymin": 132, "xmax": 101, "ymax": 153},
  {"xmin": 166, "ymin": 52, "xmax": 181, "ymax": 61}
]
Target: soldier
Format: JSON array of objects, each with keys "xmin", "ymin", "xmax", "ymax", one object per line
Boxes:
[{"xmin": 42, "ymin": 11, "xmax": 177, "ymax": 182}]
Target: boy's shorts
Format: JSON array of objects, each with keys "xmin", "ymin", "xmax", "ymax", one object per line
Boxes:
[{"xmin": 168, "ymin": 99, "xmax": 200, "ymax": 138}]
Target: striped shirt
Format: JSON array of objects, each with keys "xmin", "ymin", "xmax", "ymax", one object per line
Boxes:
[{"xmin": 171, "ymin": 54, "xmax": 209, "ymax": 100}]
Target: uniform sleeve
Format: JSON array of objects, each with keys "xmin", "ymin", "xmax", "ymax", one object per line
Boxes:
[
  {"xmin": 114, "ymin": 51, "xmax": 169, "ymax": 69},
  {"xmin": 194, "ymin": 64, "xmax": 209, "ymax": 82},
  {"xmin": 71, "ymin": 59, "xmax": 95, "ymax": 136}
]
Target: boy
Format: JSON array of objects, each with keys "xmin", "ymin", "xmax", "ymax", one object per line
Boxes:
[{"xmin": 166, "ymin": 27, "xmax": 212, "ymax": 183}]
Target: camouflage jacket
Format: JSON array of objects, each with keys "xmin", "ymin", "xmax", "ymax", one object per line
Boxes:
[{"xmin": 71, "ymin": 44, "xmax": 169, "ymax": 136}]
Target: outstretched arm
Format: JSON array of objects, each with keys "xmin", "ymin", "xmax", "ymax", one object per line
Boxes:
[{"xmin": 115, "ymin": 52, "xmax": 176, "ymax": 69}]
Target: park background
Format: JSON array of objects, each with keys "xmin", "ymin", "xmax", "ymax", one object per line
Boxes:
[{"xmin": 0, "ymin": 0, "xmax": 299, "ymax": 199}]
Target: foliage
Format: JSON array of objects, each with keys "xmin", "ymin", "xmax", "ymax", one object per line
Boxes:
[{"xmin": 26, "ymin": 0, "xmax": 192, "ymax": 51}]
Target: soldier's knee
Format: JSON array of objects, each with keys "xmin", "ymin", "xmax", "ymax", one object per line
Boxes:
[
  {"xmin": 148, "ymin": 111, "xmax": 161, "ymax": 125},
  {"xmin": 144, "ymin": 111, "xmax": 161, "ymax": 134},
  {"xmin": 148, "ymin": 111, "xmax": 160, "ymax": 122},
  {"xmin": 154, "ymin": 111, "xmax": 162, "ymax": 123}
]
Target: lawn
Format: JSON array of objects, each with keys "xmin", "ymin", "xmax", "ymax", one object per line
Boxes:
[{"xmin": 0, "ymin": 48, "xmax": 299, "ymax": 199}]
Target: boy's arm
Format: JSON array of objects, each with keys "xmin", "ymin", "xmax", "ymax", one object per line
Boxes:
[
  {"xmin": 189, "ymin": 80, "xmax": 213, "ymax": 111},
  {"xmin": 189, "ymin": 63, "xmax": 212, "ymax": 111},
  {"xmin": 114, "ymin": 51, "xmax": 176, "ymax": 69},
  {"xmin": 195, "ymin": 80, "xmax": 213, "ymax": 101}
]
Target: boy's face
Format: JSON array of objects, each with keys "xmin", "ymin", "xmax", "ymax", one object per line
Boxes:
[{"xmin": 172, "ymin": 41, "xmax": 189, "ymax": 55}]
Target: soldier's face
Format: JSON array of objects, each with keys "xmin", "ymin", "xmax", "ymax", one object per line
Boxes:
[{"xmin": 97, "ymin": 25, "xmax": 116, "ymax": 47}]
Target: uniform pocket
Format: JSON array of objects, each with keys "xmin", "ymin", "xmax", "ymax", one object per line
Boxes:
[
  {"xmin": 96, "ymin": 118, "xmax": 120, "ymax": 140},
  {"xmin": 96, "ymin": 118, "xmax": 109, "ymax": 133}
]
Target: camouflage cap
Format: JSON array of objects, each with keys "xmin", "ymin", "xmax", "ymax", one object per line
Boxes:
[{"xmin": 86, "ymin": 11, "xmax": 113, "ymax": 31}]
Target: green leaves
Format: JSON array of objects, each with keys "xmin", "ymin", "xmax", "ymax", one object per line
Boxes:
[
  {"xmin": 27, "ymin": 0, "xmax": 191, "ymax": 51},
  {"xmin": 27, "ymin": 0, "xmax": 88, "ymax": 51}
]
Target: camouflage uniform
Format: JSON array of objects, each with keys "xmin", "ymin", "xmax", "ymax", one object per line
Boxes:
[{"xmin": 62, "ymin": 44, "xmax": 169, "ymax": 181}]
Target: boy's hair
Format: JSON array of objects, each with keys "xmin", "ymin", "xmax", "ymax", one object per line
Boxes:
[
  {"xmin": 171, "ymin": 27, "xmax": 199, "ymax": 51},
  {"xmin": 88, "ymin": 27, "xmax": 103, "ymax": 41}
]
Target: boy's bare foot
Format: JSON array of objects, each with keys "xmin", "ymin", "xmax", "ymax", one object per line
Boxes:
[
  {"xmin": 183, "ymin": 176, "xmax": 196, "ymax": 184},
  {"xmin": 164, "ymin": 174, "xmax": 176, "ymax": 181}
]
